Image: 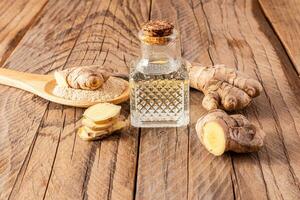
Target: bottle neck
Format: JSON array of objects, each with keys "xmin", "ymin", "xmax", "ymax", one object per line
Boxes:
[
  {"xmin": 137, "ymin": 42, "xmax": 181, "ymax": 74},
  {"xmin": 140, "ymin": 42, "xmax": 181, "ymax": 62},
  {"xmin": 136, "ymin": 30, "xmax": 181, "ymax": 74}
]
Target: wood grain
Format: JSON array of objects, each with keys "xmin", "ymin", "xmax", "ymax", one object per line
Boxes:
[
  {"xmin": 0, "ymin": 1, "xmax": 148, "ymax": 199},
  {"xmin": 0, "ymin": 0, "xmax": 48, "ymax": 65},
  {"xmin": 200, "ymin": 0, "xmax": 300, "ymax": 199},
  {"xmin": 136, "ymin": 1, "xmax": 190, "ymax": 199},
  {"xmin": 136, "ymin": 0, "xmax": 236, "ymax": 200},
  {"xmin": 40, "ymin": 0, "xmax": 148, "ymax": 199},
  {"xmin": 136, "ymin": 0, "xmax": 300, "ymax": 199},
  {"xmin": 259, "ymin": 0, "xmax": 300, "ymax": 75},
  {"xmin": 0, "ymin": 0, "xmax": 95, "ymax": 199},
  {"xmin": 1, "ymin": 0, "xmax": 300, "ymax": 199}
]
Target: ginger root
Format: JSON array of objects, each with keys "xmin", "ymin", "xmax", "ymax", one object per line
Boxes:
[
  {"xmin": 187, "ymin": 61, "xmax": 263, "ymax": 111},
  {"xmin": 54, "ymin": 66, "xmax": 127, "ymax": 90},
  {"xmin": 196, "ymin": 109, "xmax": 265, "ymax": 156}
]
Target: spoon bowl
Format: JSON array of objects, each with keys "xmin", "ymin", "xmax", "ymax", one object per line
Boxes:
[{"xmin": 0, "ymin": 68, "xmax": 129, "ymax": 107}]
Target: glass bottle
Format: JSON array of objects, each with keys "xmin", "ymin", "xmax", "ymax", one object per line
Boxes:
[{"xmin": 130, "ymin": 20, "xmax": 189, "ymax": 127}]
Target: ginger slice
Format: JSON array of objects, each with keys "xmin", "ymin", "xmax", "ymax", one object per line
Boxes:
[
  {"xmin": 78, "ymin": 120, "xmax": 128, "ymax": 141},
  {"xmin": 84, "ymin": 120, "xmax": 127, "ymax": 134},
  {"xmin": 77, "ymin": 127, "xmax": 109, "ymax": 141},
  {"xmin": 81, "ymin": 117, "xmax": 115, "ymax": 131},
  {"xmin": 196, "ymin": 109, "xmax": 265, "ymax": 156},
  {"xmin": 83, "ymin": 103, "xmax": 121, "ymax": 123},
  {"xmin": 83, "ymin": 126, "xmax": 111, "ymax": 136},
  {"xmin": 111, "ymin": 120, "xmax": 128, "ymax": 131}
]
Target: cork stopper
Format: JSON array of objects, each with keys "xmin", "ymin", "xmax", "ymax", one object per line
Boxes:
[{"xmin": 140, "ymin": 20, "xmax": 175, "ymax": 45}]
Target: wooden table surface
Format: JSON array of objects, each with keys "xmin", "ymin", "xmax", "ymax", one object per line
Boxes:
[{"xmin": 1, "ymin": 0, "xmax": 300, "ymax": 199}]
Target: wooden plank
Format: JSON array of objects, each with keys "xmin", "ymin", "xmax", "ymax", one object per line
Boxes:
[
  {"xmin": 200, "ymin": 0, "xmax": 300, "ymax": 199},
  {"xmin": 136, "ymin": 0, "xmax": 236, "ymax": 199},
  {"xmin": 1, "ymin": 0, "xmax": 300, "ymax": 200},
  {"xmin": 137, "ymin": 0, "xmax": 300, "ymax": 199},
  {"xmin": 4, "ymin": 0, "xmax": 150, "ymax": 199},
  {"xmin": 138, "ymin": 0, "xmax": 269, "ymax": 200},
  {"xmin": 259, "ymin": 0, "xmax": 300, "ymax": 75},
  {"xmin": 0, "ymin": 0, "xmax": 92, "ymax": 198},
  {"xmin": 135, "ymin": 1, "xmax": 188, "ymax": 199},
  {"xmin": 137, "ymin": 127, "xmax": 189, "ymax": 200},
  {"xmin": 185, "ymin": 1, "xmax": 240, "ymax": 199},
  {"xmin": 41, "ymin": 0, "xmax": 149, "ymax": 199},
  {"xmin": 0, "ymin": 0, "xmax": 48, "ymax": 65}
]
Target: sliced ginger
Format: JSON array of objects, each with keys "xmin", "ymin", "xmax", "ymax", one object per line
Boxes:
[
  {"xmin": 83, "ymin": 126, "xmax": 111, "ymax": 135},
  {"xmin": 78, "ymin": 103, "xmax": 127, "ymax": 141},
  {"xmin": 186, "ymin": 61, "xmax": 263, "ymax": 111},
  {"xmin": 112, "ymin": 120, "xmax": 128, "ymax": 131},
  {"xmin": 196, "ymin": 109, "xmax": 265, "ymax": 156},
  {"xmin": 78, "ymin": 120, "xmax": 128, "ymax": 141},
  {"xmin": 81, "ymin": 117, "xmax": 116, "ymax": 131},
  {"xmin": 83, "ymin": 103, "xmax": 121, "ymax": 123},
  {"xmin": 83, "ymin": 120, "xmax": 127, "ymax": 134},
  {"xmin": 202, "ymin": 121, "xmax": 226, "ymax": 156},
  {"xmin": 77, "ymin": 127, "xmax": 109, "ymax": 141}
]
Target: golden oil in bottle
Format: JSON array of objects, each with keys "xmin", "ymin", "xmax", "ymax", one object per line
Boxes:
[{"xmin": 130, "ymin": 20, "xmax": 189, "ymax": 127}]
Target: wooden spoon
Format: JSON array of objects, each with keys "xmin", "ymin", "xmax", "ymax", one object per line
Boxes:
[{"xmin": 0, "ymin": 68, "xmax": 129, "ymax": 107}]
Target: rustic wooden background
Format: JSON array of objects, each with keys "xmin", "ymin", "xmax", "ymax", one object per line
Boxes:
[{"xmin": 1, "ymin": 0, "xmax": 300, "ymax": 199}]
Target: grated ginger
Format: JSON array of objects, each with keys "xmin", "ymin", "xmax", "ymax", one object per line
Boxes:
[{"xmin": 53, "ymin": 77, "xmax": 126, "ymax": 101}]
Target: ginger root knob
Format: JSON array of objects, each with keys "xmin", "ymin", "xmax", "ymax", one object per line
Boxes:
[
  {"xmin": 186, "ymin": 61, "xmax": 263, "ymax": 111},
  {"xmin": 54, "ymin": 66, "xmax": 112, "ymax": 90},
  {"xmin": 196, "ymin": 109, "xmax": 265, "ymax": 156}
]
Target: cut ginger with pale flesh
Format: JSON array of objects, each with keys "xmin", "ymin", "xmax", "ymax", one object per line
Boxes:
[
  {"xmin": 78, "ymin": 121, "xmax": 128, "ymax": 141},
  {"xmin": 202, "ymin": 121, "xmax": 226, "ymax": 156},
  {"xmin": 81, "ymin": 117, "xmax": 116, "ymax": 130},
  {"xmin": 78, "ymin": 103, "xmax": 127, "ymax": 141},
  {"xmin": 83, "ymin": 103, "xmax": 121, "ymax": 123},
  {"xmin": 196, "ymin": 109, "xmax": 265, "ymax": 156}
]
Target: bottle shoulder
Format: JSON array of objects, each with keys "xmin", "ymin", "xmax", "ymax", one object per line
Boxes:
[
  {"xmin": 130, "ymin": 58, "xmax": 188, "ymax": 75},
  {"xmin": 130, "ymin": 59, "xmax": 188, "ymax": 81}
]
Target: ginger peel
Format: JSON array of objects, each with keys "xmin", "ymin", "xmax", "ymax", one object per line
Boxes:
[
  {"xmin": 55, "ymin": 66, "xmax": 110, "ymax": 90},
  {"xmin": 196, "ymin": 109, "xmax": 265, "ymax": 156},
  {"xmin": 187, "ymin": 61, "xmax": 263, "ymax": 111}
]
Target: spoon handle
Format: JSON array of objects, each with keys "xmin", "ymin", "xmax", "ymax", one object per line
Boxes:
[{"xmin": 0, "ymin": 68, "xmax": 52, "ymax": 93}]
